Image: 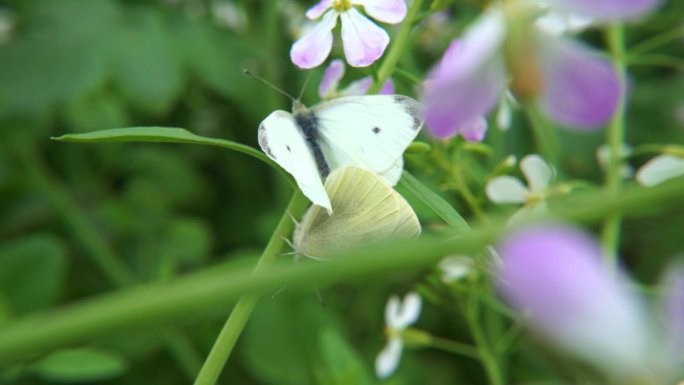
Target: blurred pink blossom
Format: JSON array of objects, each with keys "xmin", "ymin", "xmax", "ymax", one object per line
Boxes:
[{"xmin": 423, "ymin": 0, "xmax": 660, "ymax": 137}]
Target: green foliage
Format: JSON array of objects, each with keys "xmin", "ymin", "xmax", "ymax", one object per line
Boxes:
[
  {"xmin": 0, "ymin": 0, "xmax": 683, "ymax": 384},
  {"xmin": 30, "ymin": 348, "xmax": 127, "ymax": 383}
]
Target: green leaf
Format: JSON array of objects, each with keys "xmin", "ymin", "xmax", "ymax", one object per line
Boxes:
[
  {"xmin": 110, "ymin": 7, "xmax": 184, "ymax": 115},
  {"xmin": 0, "ymin": 234, "xmax": 67, "ymax": 315},
  {"xmin": 318, "ymin": 327, "xmax": 375, "ymax": 385},
  {"xmin": 31, "ymin": 348, "xmax": 127, "ymax": 383},
  {"xmin": 51, "ymin": 126, "xmax": 278, "ymax": 169},
  {"xmin": 399, "ymin": 171, "xmax": 470, "ymax": 233}
]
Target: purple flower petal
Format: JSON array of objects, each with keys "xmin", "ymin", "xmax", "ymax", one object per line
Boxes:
[
  {"xmin": 343, "ymin": 76, "xmax": 373, "ymax": 95},
  {"xmin": 458, "ymin": 116, "xmax": 488, "ymax": 142},
  {"xmin": 343, "ymin": 76, "xmax": 394, "ymax": 95},
  {"xmin": 319, "ymin": 59, "xmax": 345, "ymax": 98},
  {"xmin": 353, "ymin": 0, "xmax": 407, "ymax": 24},
  {"xmin": 497, "ymin": 223, "xmax": 652, "ymax": 377},
  {"xmin": 340, "ymin": 8, "xmax": 389, "ymax": 67},
  {"xmin": 306, "ymin": 0, "xmax": 332, "ymax": 19},
  {"xmin": 423, "ymin": 11, "xmax": 507, "ymax": 138},
  {"xmin": 537, "ymin": 35, "xmax": 622, "ymax": 130},
  {"xmin": 424, "ymin": 62, "xmax": 506, "ymax": 138},
  {"xmin": 549, "ymin": 0, "xmax": 661, "ymax": 22},
  {"xmin": 379, "ymin": 78, "xmax": 395, "ymax": 94},
  {"xmin": 662, "ymin": 263, "xmax": 684, "ymax": 359},
  {"xmin": 290, "ymin": 11, "xmax": 338, "ymax": 69}
]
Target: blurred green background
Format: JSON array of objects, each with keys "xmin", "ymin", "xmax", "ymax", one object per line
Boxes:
[{"xmin": 0, "ymin": 0, "xmax": 683, "ymax": 384}]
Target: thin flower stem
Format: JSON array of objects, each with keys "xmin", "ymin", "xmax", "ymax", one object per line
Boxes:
[
  {"xmin": 368, "ymin": 0, "xmax": 424, "ymax": 94},
  {"xmin": 452, "ymin": 144, "xmax": 486, "ymax": 221},
  {"xmin": 464, "ymin": 295, "xmax": 504, "ymax": 385},
  {"xmin": 601, "ymin": 23, "xmax": 627, "ymax": 265},
  {"xmin": 627, "ymin": 25, "xmax": 684, "ymax": 57},
  {"xmin": 193, "ymin": 190, "xmax": 309, "ymax": 385},
  {"xmin": 525, "ymin": 106, "xmax": 561, "ymax": 167},
  {"xmin": 428, "ymin": 336, "xmax": 480, "ymax": 360}
]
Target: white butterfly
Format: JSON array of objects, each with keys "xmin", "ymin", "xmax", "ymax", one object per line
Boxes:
[
  {"xmin": 258, "ymin": 95, "xmax": 424, "ymax": 213},
  {"xmin": 293, "ymin": 166, "xmax": 421, "ymax": 260}
]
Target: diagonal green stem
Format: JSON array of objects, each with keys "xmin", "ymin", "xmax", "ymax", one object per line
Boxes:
[
  {"xmin": 601, "ymin": 23, "xmax": 627, "ymax": 265},
  {"xmin": 193, "ymin": 190, "xmax": 309, "ymax": 385},
  {"xmin": 368, "ymin": 0, "xmax": 424, "ymax": 94},
  {"xmin": 13, "ymin": 138, "xmax": 203, "ymax": 379}
]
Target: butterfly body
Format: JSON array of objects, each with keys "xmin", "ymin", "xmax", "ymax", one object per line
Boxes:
[
  {"xmin": 258, "ymin": 95, "xmax": 424, "ymax": 213},
  {"xmin": 292, "ymin": 103, "xmax": 331, "ymax": 178}
]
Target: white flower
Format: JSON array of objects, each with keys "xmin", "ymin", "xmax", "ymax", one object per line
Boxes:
[
  {"xmin": 375, "ymin": 292, "xmax": 422, "ymax": 379},
  {"xmin": 636, "ymin": 154, "xmax": 684, "ymax": 187},
  {"xmin": 486, "ymin": 154, "xmax": 554, "ymax": 221},
  {"xmin": 438, "ymin": 256, "xmax": 473, "ymax": 283},
  {"xmin": 290, "ymin": 0, "xmax": 407, "ymax": 69}
]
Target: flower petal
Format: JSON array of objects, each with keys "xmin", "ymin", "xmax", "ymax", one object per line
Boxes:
[
  {"xmin": 636, "ymin": 154, "xmax": 684, "ymax": 187},
  {"xmin": 549, "ymin": 0, "xmax": 661, "ymax": 22},
  {"xmin": 379, "ymin": 77, "xmax": 395, "ymax": 94},
  {"xmin": 423, "ymin": 12, "xmax": 507, "ymax": 138},
  {"xmin": 290, "ymin": 11, "xmax": 337, "ymax": 69},
  {"xmin": 497, "ymin": 223, "xmax": 653, "ymax": 377},
  {"xmin": 662, "ymin": 263, "xmax": 684, "ymax": 361},
  {"xmin": 486, "ymin": 176, "xmax": 529, "ymax": 204},
  {"xmin": 353, "ymin": 0, "xmax": 407, "ymax": 24},
  {"xmin": 375, "ymin": 338, "xmax": 403, "ymax": 379},
  {"xmin": 520, "ymin": 154, "xmax": 553, "ymax": 192},
  {"xmin": 306, "ymin": 0, "xmax": 332, "ymax": 19},
  {"xmin": 458, "ymin": 116, "xmax": 488, "ymax": 142},
  {"xmin": 342, "ymin": 76, "xmax": 373, "ymax": 96},
  {"xmin": 319, "ymin": 59, "xmax": 345, "ymax": 98},
  {"xmin": 439, "ymin": 256, "xmax": 473, "ymax": 283},
  {"xmin": 340, "ymin": 8, "xmax": 389, "ymax": 67},
  {"xmin": 537, "ymin": 35, "xmax": 621, "ymax": 130},
  {"xmin": 384, "ymin": 295, "xmax": 402, "ymax": 328},
  {"xmin": 395, "ymin": 292, "xmax": 422, "ymax": 327}
]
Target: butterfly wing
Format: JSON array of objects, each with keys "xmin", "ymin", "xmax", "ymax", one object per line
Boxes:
[
  {"xmin": 294, "ymin": 167, "xmax": 420, "ymax": 259},
  {"xmin": 312, "ymin": 95, "xmax": 424, "ymax": 186},
  {"xmin": 258, "ymin": 110, "xmax": 331, "ymax": 213}
]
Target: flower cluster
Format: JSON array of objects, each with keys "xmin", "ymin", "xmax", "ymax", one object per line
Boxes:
[{"xmin": 422, "ymin": 0, "xmax": 660, "ymax": 139}]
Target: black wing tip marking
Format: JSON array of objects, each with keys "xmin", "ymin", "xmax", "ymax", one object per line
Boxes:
[
  {"xmin": 393, "ymin": 95, "xmax": 425, "ymax": 131},
  {"xmin": 258, "ymin": 123, "xmax": 274, "ymax": 158}
]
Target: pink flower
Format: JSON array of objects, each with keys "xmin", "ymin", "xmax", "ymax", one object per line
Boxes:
[
  {"xmin": 290, "ymin": 0, "xmax": 407, "ymax": 69},
  {"xmin": 423, "ymin": 0, "xmax": 660, "ymax": 135},
  {"xmin": 497, "ymin": 223, "xmax": 655, "ymax": 379},
  {"xmin": 318, "ymin": 59, "xmax": 394, "ymax": 99}
]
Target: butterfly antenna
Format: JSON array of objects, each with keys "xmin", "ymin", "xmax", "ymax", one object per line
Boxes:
[
  {"xmin": 243, "ymin": 69, "xmax": 296, "ymax": 103},
  {"xmin": 286, "ymin": 210, "xmax": 300, "ymax": 226},
  {"xmin": 297, "ymin": 71, "xmax": 314, "ymax": 102},
  {"xmin": 315, "ymin": 288, "xmax": 327, "ymax": 308},
  {"xmin": 272, "ymin": 285, "xmax": 289, "ymax": 300}
]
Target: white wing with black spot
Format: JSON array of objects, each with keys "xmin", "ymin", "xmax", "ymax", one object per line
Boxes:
[
  {"xmin": 258, "ymin": 110, "xmax": 331, "ymax": 213},
  {"xmin": 312, "ymin": 95, "xmax": 424, "ymax": 186}
]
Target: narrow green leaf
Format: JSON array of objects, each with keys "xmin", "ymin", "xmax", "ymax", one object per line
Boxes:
[
  {"xmin": 400, "ymin": 171, "xmax": 470, "ymax": 233},
  {"xmin": 31, "ymin": 348, "xmax": 127, "ymax": 382},
  {"xmin": 51, "ymin": 126, "xmax": 278, "ymax": 170}
]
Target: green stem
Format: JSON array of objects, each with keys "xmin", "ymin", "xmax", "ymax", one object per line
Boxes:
[
  {"xmin": 452, "ymin": 144, "xmax": 486, "ymax": 221},
  {"xmin": 464, "ymin": 295, "xmax": 503, "ymax": 385},
  {"xmin": 193, "ymin": 190, "xmax": 309, "ymax": 385},
  {"xmin": 525, "ymin": 106, "xmax": 560, "ymax": 167},
  {"xmin": 627, "ymin": 25, "xmax": 684, "ymax": 57},
  {"xmin": 368, "ymin": 0, "xmax": 424, "ymax": 94},
  {"xmin": 601, "ymin": 23, "xmax": 627, "ymax": 264},
  {"xmin": 428, "ymin": 336, "xmax": 480, "ymax": 359}
]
